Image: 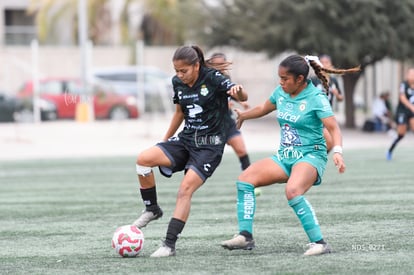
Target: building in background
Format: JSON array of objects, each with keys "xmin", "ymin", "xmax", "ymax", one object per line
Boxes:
[
  {"xmin": 0, "ymin": 0, "xmax": 161, "ymax": 47},
  {"xmin": 0, "ymin": 0, "xmax": 36, "ymax": 46}
]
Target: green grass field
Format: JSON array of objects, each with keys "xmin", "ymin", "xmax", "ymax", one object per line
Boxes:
[{"xmin": 1, "ymin": 149, "xmax": 413, "ymax": 275}]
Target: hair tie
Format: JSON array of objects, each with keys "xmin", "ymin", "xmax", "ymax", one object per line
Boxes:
[{"xmin": 304, "ymin": 55, "xmax": 323, "ymax": 68}]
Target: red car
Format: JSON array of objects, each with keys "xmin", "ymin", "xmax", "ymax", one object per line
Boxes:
[{"xmin": 17, "ymin": 78, "xmax": 139, "ymax": 120}]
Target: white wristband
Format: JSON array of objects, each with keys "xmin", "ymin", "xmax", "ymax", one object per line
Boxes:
[{"xmin": 332, "ymin": 145, "xmax": 343, "ymax": 154}]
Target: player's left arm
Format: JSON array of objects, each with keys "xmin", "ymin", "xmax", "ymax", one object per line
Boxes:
[
  {"xmin": 331, "ymin": 79, "xmax": 344, "ymax": 102},
  {"xmin": 322, "ymin": 115, "xmax": 346, "ymax": 173}
]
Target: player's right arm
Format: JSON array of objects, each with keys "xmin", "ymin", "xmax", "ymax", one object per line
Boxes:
[
  {"xmin": 234, "ymin": 99, "xmax": 276, "ymax": 129},
  {"xmin": 162, "ymin": 104, "xmax": 184, "ymax": 141}
]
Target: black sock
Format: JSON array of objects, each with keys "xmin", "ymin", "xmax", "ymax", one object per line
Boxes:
[
  {"xmin": 164, "ymin": 218, "xmax": 185, "ymax": 249},
  {"xmin": 316, "ymin": 239, "xmax": 326, "ymax": 245},
  {"xmin": 388, "ymin": 134, "xmax": 404, "ymax": 153},
  {"xmin": 239, "ymin": 230, "xmax": 253, "ymax": 241},
  {"xmin": 140, "ymin": 187, "xmax": 159, "ymax": 211},
  {"xmin": 239, "ymin": 155, "xmax": 251, "ymax": 170}
]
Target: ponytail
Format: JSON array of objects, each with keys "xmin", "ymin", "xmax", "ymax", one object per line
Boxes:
[{"xmin": 305, "ymin": 55, "xmax": 361, "ymax": 92}]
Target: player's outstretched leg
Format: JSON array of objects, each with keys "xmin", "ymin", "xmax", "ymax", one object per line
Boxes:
[
  {"xmin": 221, "ymin": 181, "xmax": 256, "ymax": 250},
  {"xmin": 288, "ymin": 195, "xmax": 331, "ymax": 256},
  {"xmin": 133, "ymin": 206, "xmax": 163, "ymax": 228}
]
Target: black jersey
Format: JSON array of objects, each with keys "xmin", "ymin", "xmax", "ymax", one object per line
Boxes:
[
  {"xmin": 172, "ymin": 66, "xmax": 235, "ymax": 146},
  {"xmin": 396, "ymin": 81, "xmax": 414, "ymax": 114},
  {"xmin": 311, "ymin": 76, "xmax": 341, "ymax": 106}
]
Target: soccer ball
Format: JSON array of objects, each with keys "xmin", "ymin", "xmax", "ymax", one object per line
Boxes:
[{"xmin": 112, "ymin": 225, "xmax": 144, "ymax": 257}]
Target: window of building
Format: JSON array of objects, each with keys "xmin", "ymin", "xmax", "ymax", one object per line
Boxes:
[{"xmin": 4, "ymin": 9, "xmax": 36, "ymax": 45}]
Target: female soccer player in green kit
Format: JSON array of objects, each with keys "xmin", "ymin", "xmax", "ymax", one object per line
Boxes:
[{"xmin": 221, "ymin": 54, "xmax": 360, "ymax": 256}]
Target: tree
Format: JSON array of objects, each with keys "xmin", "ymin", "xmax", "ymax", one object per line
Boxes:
[
  {"xmin": 27, "ymin": 0, "xmax": 112, "ymax": 45},
  {"xmin": 201, "ymin": 0, "xmax": 414, "ymax": 128},
  {"xmin": 28, "ymin": 0, "xmax": 204, "ymax": 46}
]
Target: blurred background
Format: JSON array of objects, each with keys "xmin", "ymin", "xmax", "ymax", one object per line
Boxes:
[{"xmin": 1, "ymin": 0, "xmax": 413, "ymax": 130}]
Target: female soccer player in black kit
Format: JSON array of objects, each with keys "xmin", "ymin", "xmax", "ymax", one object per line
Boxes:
[
  {"xmin": 387, "ymin": 67, "xmax": 414, "ymax": 160},
  {"xmin": 132, "ymin": 45, "xmax": 248, "ymax": 257},
  {"xmin": 206, "ymin": 52, "xmax": 251, "ymax": 170}
]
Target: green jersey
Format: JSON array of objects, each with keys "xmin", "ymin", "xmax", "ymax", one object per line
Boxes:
[
  {"xmin": 172, "ymin": 66, "xmax": 235, "ymax": 146},
  {"xmin": 269, "ymin": 80, "xmax": 334, "ymax": 152}
]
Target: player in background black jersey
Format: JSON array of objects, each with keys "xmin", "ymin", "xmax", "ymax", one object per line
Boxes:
[
  {"xmin": 132, "ymin": 45, "xmax": 248, "ymax": 257},
  {"xmin": 387, "ymin": 68, "xmax": 414, "ymax": 160},
  {"xmin": 311, "ymin": 55, "xmax": 344, "ymax": 152},
  {"xmin": 206, "ymin": 52, "xmax": 251, "ymax": 171}
]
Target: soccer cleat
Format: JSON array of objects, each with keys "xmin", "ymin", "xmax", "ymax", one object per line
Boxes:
[
  {"xmin": 386, "ymin": 151, "xmax": 392, "ymax": 161},
  {"xmin": 150, "ymin": 242, "xmax": 176, "ymax": 257},
  {"xmin": 303, "ymin": 242, "xmax": 332, "ymax": 256},
  {"xmin": 133, "ymin": 207, "xmax": 163, "ymax": 228},
  {"xmin": 221, "ymin": 234, "xmax": 255, "ymax": 250}
]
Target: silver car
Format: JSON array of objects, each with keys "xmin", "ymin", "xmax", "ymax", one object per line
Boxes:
[{"xmin": 91, "ymin": 66, "xmax": 173, "ymax": 113}]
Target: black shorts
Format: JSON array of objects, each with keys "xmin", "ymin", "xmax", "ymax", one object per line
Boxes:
[
  {"xmin": 226, "ymin": 118, "xmax": 241, "ymax": 142},
  {"xmin": 395, "ymin": 108, "xmax": 414, "ymax": 125},
  {"xmin": 156, "ymin": 138, "xmax": 225, "ymax": 182}
]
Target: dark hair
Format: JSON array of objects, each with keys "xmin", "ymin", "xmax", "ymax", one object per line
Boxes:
[
  {"xmin": 172, "ymin": 45, "xmax": 205, "ymax": 66},
  {"xmin": 279, "ymin": 55, "xmax": 310, "ymax": 81},
  {"xmin": 206, "ymin": 52, "xmax": 232, "ymax": 76},
  {"xmin": 280, "ymin": 54, "xmax": 361, "ymax": 92}
]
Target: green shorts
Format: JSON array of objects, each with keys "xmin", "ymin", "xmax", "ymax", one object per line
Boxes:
[{"xmin": 270, "ymin": 146, "xmax": 327, "ymax": 185}]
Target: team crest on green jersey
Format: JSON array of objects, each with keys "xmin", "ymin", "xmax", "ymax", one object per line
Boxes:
[{"xmin": 200, "ymin": 84, "xmax": 209, "ymax": 96}]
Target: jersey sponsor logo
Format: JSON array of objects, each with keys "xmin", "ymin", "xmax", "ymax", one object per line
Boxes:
[
  {"xmin": 187, "ymin": 124, "xmax": 208, "ymax": 131},
  {"xmin": 187, "ymin": 104, "xmax": 203, "ymax": 118},
  {"xmin": 195, "ymin": 135, "xmax": 223, "ymax": 146},
  {"xmin": 203, "ymin": 163, "xmax": 211, "ymax": 172},
  {"xmin": 182, "ymin": 93, "xmax": 198, "ymax": 99},
  {"xmin": 243, "ymin": 191, "xmax": 254, "ymax": 219},
  {"xmin": 277, "ymin": 111, "xmax": 300, "ymax": 123},
  {"xmin": 277, "ymin": 146, "xmax": 304, "ymax": 161}
]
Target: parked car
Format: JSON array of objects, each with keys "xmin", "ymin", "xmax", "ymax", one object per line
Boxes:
[
  {"xmin": 17, "ymin": 78, "xmax": 139, "ymax": 120},
  {"xmin": 91, "ymin": 66, "xmax": 173, "ymax": 113},
  {"xmin": 0, "ymin": 91, "xmax": 24, "ymax": 122}
]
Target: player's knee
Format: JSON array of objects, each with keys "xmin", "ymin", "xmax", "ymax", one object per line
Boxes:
[
  {"xmin": 237, "ymin": 170, "xmax": 256, "ymax": 186},
  {"xmin": 136, "ymin": 164, "xmax": 152, "ymax": 177},
  {"xmin": 176, "ymin": 185, "xmax": 193, "ymax": 200},
  {"xmin": 285, "ymin": 186, "xmax": 302, "ymax": 201},
  {"xmin": 136, "ymin": 156, "xmax": 152, "ymax": 177}
]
